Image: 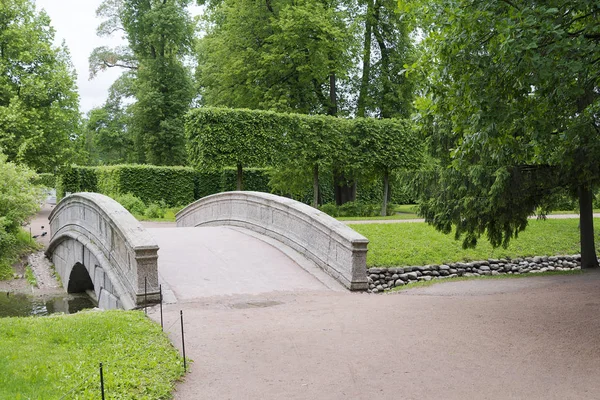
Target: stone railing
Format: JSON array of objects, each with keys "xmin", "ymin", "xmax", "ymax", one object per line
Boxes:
[
  {"xmin": 47, "ymin": 193, "xmax": 159, "ymax": 309},
  {"xmin": 176, "ymin": 191, "xmax": 369, "ymax": 290}
]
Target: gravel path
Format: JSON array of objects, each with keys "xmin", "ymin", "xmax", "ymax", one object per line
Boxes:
[{"xmin": 150, "ymin": 271, "xmax": 600, "ymax": 400}]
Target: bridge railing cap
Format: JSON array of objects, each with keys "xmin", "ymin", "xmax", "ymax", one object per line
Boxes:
[
  {"xmin": 50, "ymin": 192, "xmax": 159, "ymax": 251},
  {"xmin": 176, "ymin": 191, "xmax": 369, "ymax": 245}
]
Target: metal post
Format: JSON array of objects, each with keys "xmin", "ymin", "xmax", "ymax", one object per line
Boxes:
[
  {"xmin": 144, "ymin": 277, "xmax": 147, "ymax": 315},
  {"xmin": 159, "ymin": 284, "xmax": 163, "ymax": 330},
  {"xmin": 29, "ymin": 226, "xmax": 32, "ymax": 243},
  {"xmin": 100, "ymin": 362, "xmax": 105, "ymax": 400},
  {"xmin": 180, "ymin": 310, "xmax": 187, "ymax": 372}
]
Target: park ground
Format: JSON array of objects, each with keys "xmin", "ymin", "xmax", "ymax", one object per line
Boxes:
[
  {"xmin": 153, "ymin": 270, "xmax": 600, "ymax": 400},
  {"xmin": 4, "ymin": 203, "xmax": 600, "ymax": 399}
]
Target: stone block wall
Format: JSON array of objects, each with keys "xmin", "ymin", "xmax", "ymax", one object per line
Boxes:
[{"xmin": 367, "ymin": 255, "xmax": 582, "ymax": 293}]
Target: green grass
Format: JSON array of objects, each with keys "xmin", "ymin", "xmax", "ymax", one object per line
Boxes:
[
  {"xmin": 391, "ymin": 269, "xmax": 584, "ymax": 292},
  {"xmin": 0, "ymin": 310, "xmax": 185, "ymax": 399},
  {"xmin": 24, "ymin": 265, "xmax": 37, "ymax": 286},
  {"xmin": 337, "ymin": 204, "xmax": 420, "ymax": 221},
  {"xmin": 353, "ymin": 218, "xmax": 597, "ymax": 267},
  {"xmin": 0, "ymin": 229, "xmax": 41, "ymax": 280}
]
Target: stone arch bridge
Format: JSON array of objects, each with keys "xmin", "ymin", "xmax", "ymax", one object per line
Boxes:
[{"xmin": 47, "ymin": 192, "xmax": 369, "ymax": 309}]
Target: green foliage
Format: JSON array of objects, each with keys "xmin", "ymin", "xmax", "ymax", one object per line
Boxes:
[
  {"xmin": 24, "ymin": 265, "xmax": 36, "ymax": 286},
  {"xmin": 110, "ymin": 192, "xmax": 146, "ymax": 216},
  {"xmin": 319, "ymin": 201, "xmax": 388, "ymax": 218},
  {"xmin": 410, "ymin": 0, "xmax": 600, "ymax": 257},
  {"xmin": 0, "ymin": 153, "xmax": 42, "ymax": 278},
  {"xmin": 196, "ymin": 0, "xmax": 359, "ymax": 114},
  {"xmin": 0, "ymin": 310, "xmax": 185, "ymax": 398},
  {"xmin": 357, "ymin": 0, "xmax": 415, "ymax": 119},
  {"xmin": 186, "ymin": 107, "xmax": 421, "ymax": 206},
  {"xmin": 56, "ymin": 166, "xmax": 98, "ymax": 200},
  {"xmin": 58, "ymin": 165, "xmax": 197, "ymax": 207},
  {"xmin": 186, "ymin": 108, "xmax": 281, "ymax": 172},
  {"xmin": 354, "ymin": 219, "xmax": 597, "ymax": 267},
  {"xmin": 221, "ymin": 167, "xmax": 271, "ymax": 192},
  {"xmin": 92, "ymin": 0, "xmax": 195, "ymax": 165},
  {"xmin": 0, "ymin": 0, "xmax": 80, "ymax": 172},
  {"xmin": 32, "ymin": 173, "xmax": 56, "ymax": 188},
  {"xmin": 145, "ymin": 201, "xmax": 167, "ymax": 219}
]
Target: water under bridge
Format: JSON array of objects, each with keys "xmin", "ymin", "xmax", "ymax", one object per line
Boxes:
[{"xmin": 46, "ymin": 192, "xmax": 370, "ymax": 309}]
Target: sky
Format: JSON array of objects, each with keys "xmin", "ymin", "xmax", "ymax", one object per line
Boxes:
[{"xmin": 34, "ymin": 0, "xmax": 203, "ymax": 114}]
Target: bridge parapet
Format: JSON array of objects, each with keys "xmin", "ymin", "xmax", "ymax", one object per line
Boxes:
[
  {"xmin": 47, "ymin": 193, "xmax": 159, "ymax": 309},
  {"xmin": 176, "ymin": 191, "xmax": 369, "ymax": 290}
]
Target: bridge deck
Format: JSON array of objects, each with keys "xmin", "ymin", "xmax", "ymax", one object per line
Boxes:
[{"xmin": 148, "ymin": 227, "xmax": 331, "ymax": 301}]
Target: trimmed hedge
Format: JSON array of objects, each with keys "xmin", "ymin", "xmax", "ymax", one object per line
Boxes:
[
  {"xmin": 32, "ymin": 173, "xmax": 56, "ymax": 188},
  {"xmin": 186, "ymin": 107, "xmax": 423, "ymax": 209},
  {"xmin": 56, "ymin": 165, "xmax": 272, "ymax": 207},
  {"xmin": 56, "ymin": 164, "xmax": 417, "ymax": 210},
  {"xmin": 57, "ymin": 165, "xmax": 196, "ymax": 206}
]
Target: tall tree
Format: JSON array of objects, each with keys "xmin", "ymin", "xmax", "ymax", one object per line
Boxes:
[
  {"xmin": 91, "ymin": 0, "xmax": 195, "ymax": 165},
  {"xmin": 411, "ymin": 0, "xmax": 600, "ymax": 268},
  {"xmin": 196, "ymin": 0, "xmax": 358, "ymax": 115},
  {"xmin": 0, "ymin": 0, "xmax": 80, "ymax": 172},
  {"xmin": 356, "ymin": 0, "xmax": 413, "ymax": 119}
]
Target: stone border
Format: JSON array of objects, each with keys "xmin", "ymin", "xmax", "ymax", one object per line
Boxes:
[
  {"xmin": 176, "ymin": 191, "xmax": 369, "ymax": 290},
  {"xmin": 47, "ymin": 193, "xmax": 160, "ymax": 308},
  {"xmin": 368, "ymin": 255, "xmax": 582, "ymax": 293}
]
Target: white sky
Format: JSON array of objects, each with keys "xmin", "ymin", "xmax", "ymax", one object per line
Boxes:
[{"xmin": 34, "ymin": 1, "xmax": 203, "ymax": 114}]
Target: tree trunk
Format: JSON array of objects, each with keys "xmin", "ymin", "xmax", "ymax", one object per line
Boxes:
[
  {"xmin": 381, "ymin": 170, "xmax": 389, "ymax": 217},
  {"xmin": 357, "ymin": 0, "xmax": 373, "ymax": 118},
  {"xmin": 373, "ymin": 0, "xmax": 392, "ymax": 118},
  {"xmin": 236, "ymin": 162, "xmax": 243, "ymax": 191},
  {"xmin": 313, "ymin": 164, "xmax": 319, "ymax": 209},
  {"xmin": 578, "ymin": 185, "xmax": 598, "ymax": 269},
  {"xmin": 328, "ymin": 73, "xmax": 338, "ymax": 116}
]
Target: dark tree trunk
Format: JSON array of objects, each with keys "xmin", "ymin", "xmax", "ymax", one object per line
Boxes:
[
  {"xmin": 381, "ymin": 170, "xmax": 389, "ymax": 217},
  {"xmin": 328, "ymin": 73, "xmax": 338, "ymax": 116},
  {"xmin": 313, "ymin": 164, "xmax": 319, "ymax": 209},
  {"xmin": 236, "ymin": 162, "xmax": 243, "ymax": 191},
  {"xmin": 357, "ymin": 0, "xmax": 373, "ymax": 118},
  {"xmin": 373, "ymin": 0, "xmax": 392, "ymax": 119},
  {"xmin": 334, "ymin": 170, "xmax": 355, "ymax": 206},
  {"xmin": 578, "ymin": 185, "xmax": 598, "ymax": 269}
]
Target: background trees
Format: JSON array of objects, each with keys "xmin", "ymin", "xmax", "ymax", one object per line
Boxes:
[
  {"xmin": 411, "ymin": 0, "xmax": 600, "ymax": 267},
  {"xmin": 0, "ymin": 0, "xmax": 80, "ymax": 172},
  {"xmin": 91, "ymin": 0, "xmax": 195, "ymax": 165}
]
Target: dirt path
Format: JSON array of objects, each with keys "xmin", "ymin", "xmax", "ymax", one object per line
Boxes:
[
  {"xmin": 150, "ymin": 271, "xmax": 600, "ymax": 400},
  {"xmin": 0, "ymin": 203, "xmax": 60, "ymax": 294}
]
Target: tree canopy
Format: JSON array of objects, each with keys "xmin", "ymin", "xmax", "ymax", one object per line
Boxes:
[
  {"xmin": 0, "ymin": 0, "xmax": 80, "ymax": 172},
  {"xmin": 410, "ymin": 0, "xmax": 600, "ymax": 267},
  {"xmin": 91, "ymin": 0, "xmax": 195, "ymax": 165}
]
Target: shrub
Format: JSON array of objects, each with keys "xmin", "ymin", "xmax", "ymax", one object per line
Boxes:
[
  {"xmin": 145, "ymin": 201, "xmax": 167, "ymax": 219},
  {"xmin": 111, "ymin": 193, "xmax": 146, "ymax": 216},
  {"xmin": 319, "ymin": 203, "xmax": 339, "ymax": 217},
  {"xmin": 0, "ymin": 153, "xmax": 42, "ymax": 279}
]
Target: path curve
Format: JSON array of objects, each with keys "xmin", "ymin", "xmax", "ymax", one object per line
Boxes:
[{"xmin": 151, "ymin": 270, "xmax": 600, "ymax": 400}]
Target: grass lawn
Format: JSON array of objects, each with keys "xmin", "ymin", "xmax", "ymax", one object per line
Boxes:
[
  {"xmin": 353, "ymin": 218, "xmax": 598, "ymax": 267},
  {"xmin": 0, "ymin": 310, "xmax": 185, "ymax": 399}
]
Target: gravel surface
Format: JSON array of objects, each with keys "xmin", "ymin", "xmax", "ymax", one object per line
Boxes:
[{"xmin": 151, "ymin": 270, "xmax": 600, "ymax": 400}]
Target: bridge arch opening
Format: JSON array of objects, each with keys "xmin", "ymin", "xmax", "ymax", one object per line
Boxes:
[{"xmin": 67, "ymin": 263, "xmax": 94, "ymax": 293}]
